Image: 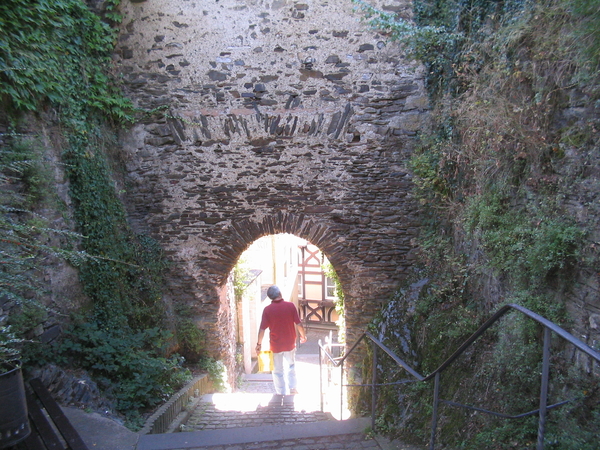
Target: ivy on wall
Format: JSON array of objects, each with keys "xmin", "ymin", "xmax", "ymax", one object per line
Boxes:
[
  {"xmin": 0, "ymin": 0, "xmax": 128, "ymax": 117},
  {"xmin": 355, "ymin": 0, "xmax": 599, "ymax": 448},
  {"xmin": 0, "ymin": 0, "xmax": 201, "ymax": 427}
]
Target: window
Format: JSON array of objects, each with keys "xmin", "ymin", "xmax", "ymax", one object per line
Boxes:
[{"xmin": 325, "ymin": 276, "xmax": 336, "ymax": 299}]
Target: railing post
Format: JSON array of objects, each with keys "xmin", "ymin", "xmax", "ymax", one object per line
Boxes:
[
  {"xmin": 319, "ymin": 341, "xmax": 323, "ymax": 412},
  {"xmin": 429, "ymin": 371, "xmax": 440, "ymax": 450},
  {"xmin": 537, "ymin": 326, "xmax": 551, "ymax": 450},
  {"xmin": 371, "ymin": 341, "xmax": 378, "ymax": 431},
  {"xmin": 340, "ymin": 358, "xmax": 345, "ymax": 420}
]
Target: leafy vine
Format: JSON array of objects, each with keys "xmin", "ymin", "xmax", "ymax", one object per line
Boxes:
[{"xmin": 1, "ymin": 0, "xmax": 194, "ymax": 427}]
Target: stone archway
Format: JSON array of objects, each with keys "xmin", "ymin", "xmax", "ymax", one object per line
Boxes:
[
  {"xmin": 115, "ymin": 0, "xmax": 428, "ymax": 371},
  {"xmin": 161, "ymin": 210, "xmax": 419, "ymax": 372}
]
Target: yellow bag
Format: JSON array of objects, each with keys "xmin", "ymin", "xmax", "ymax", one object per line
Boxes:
[{"xmin": 258, "ymin": 350, "xmax": 274, "ymax": 372}]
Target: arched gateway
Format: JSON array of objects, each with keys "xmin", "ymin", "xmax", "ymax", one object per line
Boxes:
[{"xmin": 115, "ymin": 0, "xmax": 428, "ymax": 371}]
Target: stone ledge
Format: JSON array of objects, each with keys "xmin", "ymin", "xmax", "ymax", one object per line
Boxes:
[
  {"xmin": 140, "ymin": 374, "xmax": 214, "ymax": 435},
  {"xmin": 137, "ymin": 417, "xmax": 371, "ymax": 450}
]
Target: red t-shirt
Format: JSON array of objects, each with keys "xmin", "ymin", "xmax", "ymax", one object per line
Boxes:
[{"xmin": 259, "ymin": 299, "xmax": 301, "ymax": 353}]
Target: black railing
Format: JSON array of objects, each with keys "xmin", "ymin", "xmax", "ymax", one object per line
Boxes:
[{"xmin": 318, "ymin": 303, "xmax": 600, "ymax": 450}]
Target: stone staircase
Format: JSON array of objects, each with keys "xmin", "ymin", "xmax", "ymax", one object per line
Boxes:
[
  {"xmin": 137, "ymin": 414, "xmax": 375, "ymax": 450},
  {"xmin": 135, "ymin": 356, "xmax": 414, "ymax": 450},
  {"xmin": 183, "ymin": 392, "xmax": 333, "ymax": 432}
]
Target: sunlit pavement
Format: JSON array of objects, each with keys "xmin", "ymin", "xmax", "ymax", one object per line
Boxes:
[
  {"xmin": 183, "ymin": 327, "xmax": 352, "ymax": 432},
  {"xmin": 232, "ymin": 353, "xmax": 351, "ymax": 419},
  {"xmin": 238, "ymin": 326, "xmax": 352, "ymax": 420},
  {"xmin": 136, "ymin": 328, "xmax": 424, "ymax": 450}
]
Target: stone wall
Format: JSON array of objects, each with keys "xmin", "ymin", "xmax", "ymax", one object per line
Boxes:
[
  {"xmin": 0, "ymin": 113, "xmax": 89, "ymax": 347},
  {"xmin": 557, "ymin": 87, "xmax": 600, "ymax": 370},
  {"xmin": 114, "ymin": 0, "xmax": 429, "ymax": 367}
]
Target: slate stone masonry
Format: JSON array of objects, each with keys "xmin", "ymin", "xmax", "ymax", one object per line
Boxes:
[{"xmin": 115, "ymin": 0, "xmax": 429, "ymax": 372}]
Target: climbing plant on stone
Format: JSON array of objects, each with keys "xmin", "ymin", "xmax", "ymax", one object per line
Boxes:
[{"xmin": 1, "ymin": 0, "xmax": 193, "ymax": 428}]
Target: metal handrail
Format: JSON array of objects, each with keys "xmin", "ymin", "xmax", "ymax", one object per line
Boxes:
[{"xmin": 318, "ymin": 303, "xmax": 600, "ymax": 450}]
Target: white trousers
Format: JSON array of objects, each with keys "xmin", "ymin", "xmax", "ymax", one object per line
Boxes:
[{"xmin": 272, "ymin": 349, "xmax": 297, "ymax": 395}]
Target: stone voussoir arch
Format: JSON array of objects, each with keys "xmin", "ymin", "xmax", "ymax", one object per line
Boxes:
[
  {"xmin": 213, "ymin": 212, "xmax": 346, "ymax": 286},
  {"xmin": 203, "ymin": 209, "xmax": 418, "ymax": 361}
]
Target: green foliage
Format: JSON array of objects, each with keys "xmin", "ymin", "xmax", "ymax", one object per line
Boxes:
[
  {"xmin": 355, "ymin": 0, "xmax": 596, "ymax": 102},
  {"xmin": 176, "ymin": 316, "xmax": 207, "ymax": 364},
  {"xmin": 200, "ymin": 357, "xmax": 228, "ymax": 393},
  {"xmin": 0, "ymin": 0, "xmax": 151, "ymax": 335},
  {"xmin": 408, "ymin": 141, "xmax": 453, "ymax": 203},
  {"xmin": 103, "ymin": 0, "xmax": 124, "ymax": 25},
  {"xmin": 464, "ymin": 192, "xmax": 583, "ymax": 285},
  {"xmin": 0, "ymin": 0, "xmax": 132, "ymax": 120},
  {"xmin": 466, "ymin": 417, "xmax": 539, "ymax": 450},
  {"xmin": 0, "ymin": 0, "xmax": 186, "ymax": 425},
  {"xmin": 368, "ymin": 278, "xmax": 592, "ymax": 448},
  {"xmin": 509, "ymin": 292, "xmax": 567, "ymax": 326},
  {"xmin": 353, "ymin": 0, "xmax": 464, "ymax": 97},
  {"xmin": 569, "ymin": 0, "xmax": 600, "ymax": 72},
  {"xmin": 362, "ymin": 0, "xmax": 597, "ymax": 448},
  {"xmin": 451, "ymin": 301, "xmax": 594, "ymax": 450},
  {"xmin": 323, "ymin": 262, "xmax": 345, "ymax": 315},
  {"xmin": 65, "ymin": 138, "xmax": 168, "ymax": 329},
  {"xmin": 0, "ymin": 324, "xmax": 31, "ymax": 368},
  {"xmin": 545, "ymin": 394, "xmax": 600, "ymax": 450},
  {"xmin": 7, "ymin": 302, "xmax": 48, "ymax": 336},
  {"xmin": 233, "ymin": 258, "xmax": 250, "ymax": 301},
  {"xmin": 64, "ymin": 140, "xmax": 173, "ymax": 416},
  {"xmin": 55, "ymin": 320, "xmax": 191, "ymax": 427},
  {"xmin": 0, "ymin": 138, "xmax": 53, "ymax": 206},
  {"xmin": 0, "ymin": 134, "xmax": 90, "ymax": 369},
  {"xmin": 354, "ymin": 0, "xmax": 535, "ymax": 98}
]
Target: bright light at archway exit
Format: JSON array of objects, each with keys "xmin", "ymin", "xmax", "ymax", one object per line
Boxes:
[{"xmin": 205, "ymin": 355, "xmax": 351, "ymax": 420}]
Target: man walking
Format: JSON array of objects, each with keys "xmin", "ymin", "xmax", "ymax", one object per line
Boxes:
[{"xmin": 256, "ymin": 285, "xmax": 307, "ymax": 395}]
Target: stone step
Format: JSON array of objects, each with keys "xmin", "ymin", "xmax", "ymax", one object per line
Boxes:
[
  {"xmin": 243, "ymin": 373, "xmax": 273, "ymax": 381},
  {"xmin": 134, "ymin": 352, "xmax": 399, "ymax": 450},
  {"xmin": 183, "ymin": 392, "xmax": 332, "ymax": 432},
  {"xmin": 136, "ymin": 417, "xmax": 372, "ymax": 450}
]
